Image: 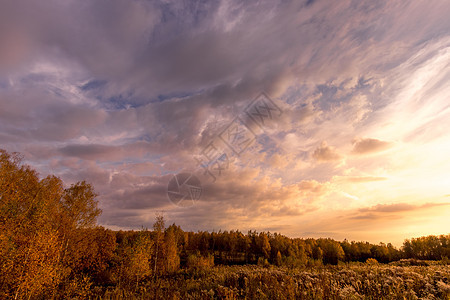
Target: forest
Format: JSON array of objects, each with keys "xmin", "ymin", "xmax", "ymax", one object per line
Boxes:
[{"xmin": 1, "ymin": 149, "xmax": 449, "ymax": 299}]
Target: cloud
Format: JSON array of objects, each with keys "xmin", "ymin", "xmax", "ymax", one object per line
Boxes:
[
  {"xmin": 312, "ymin": 141, "xmax": 342, "ymax": 161},
  {"xmin": 333, "ymin": 176, "xmax": 387, "ymax": 183},
  {"xmin": 359, "ymin": 203, "xmax": 415, "ymax": 213},
  {"xmin": 351, "ymin": 138, "xmax": 391, "ymax": 154},
  {"xmin": 59, "ymin": 144, "xmax": 119, "ymax": 160},
  {"xmin": 268, "ymin": 153, "xmax": 290, "ymax": 169},
  {"xmin": 297, "ymin": 180, "xmax": 331, "ymax": 203},
  {"xmin": 354, "ymin": 202, "xmax": 450, "ymax": 219},
  {"xmin": 1, "ymin": 0, "xmax": 450, "ymax": 241}
]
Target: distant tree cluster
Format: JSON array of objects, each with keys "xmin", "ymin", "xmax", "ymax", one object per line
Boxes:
[
  {"xmin": 168, "ymin": 230, "xmax": 402, "ymax": 267},
  {"xmin": 403, "ymin": 235, "xmax": 450, "ymax": 260},
  {"xmin": 1, "ymin": 149, "xmax": 449, "ymax": 299}
]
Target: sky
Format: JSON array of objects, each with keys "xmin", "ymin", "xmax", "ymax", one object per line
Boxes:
[{"xmin": 1, "ymin": 0, "xmax": 449, "ymax": 246}]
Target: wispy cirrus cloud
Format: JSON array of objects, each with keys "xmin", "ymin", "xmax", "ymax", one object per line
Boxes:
[{"xmin": 358, "ymin": 202, "xmax": 450, "ymax": 214}]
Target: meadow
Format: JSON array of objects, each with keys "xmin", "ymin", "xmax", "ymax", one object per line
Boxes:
[{"xmin": 101, "ymin": 262, "xmax": 450, "ymax": 299}]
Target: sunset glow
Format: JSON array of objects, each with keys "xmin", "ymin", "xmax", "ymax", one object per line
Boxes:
[{"xmin": 1, "ymin": 0, "xmax": 449, "ymax": 246}]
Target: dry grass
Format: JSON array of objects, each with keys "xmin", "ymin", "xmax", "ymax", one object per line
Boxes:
[{"xmin": 99, "ymin": 262, "xmax": 450, "ymax": 299}]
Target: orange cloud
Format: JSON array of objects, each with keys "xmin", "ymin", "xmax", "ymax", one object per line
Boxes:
[
  {"xmin": 351, "ymin": 138, "xmax": 391, "ymax": 154},
  {"xmin": 312, "ymin": 141, "xmax": 342, "ymax": 161},
  {"xmin": 333, "ymin": 176, "xmax": 387, "ymax": 183},
  {"xmin": 354, "ymin": 202, "xmax": 450, "ymax": 219}
]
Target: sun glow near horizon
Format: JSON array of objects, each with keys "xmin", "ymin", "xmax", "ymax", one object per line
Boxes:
[{"xmin": 1, "ymin": 0, "xmax": 449, "ymax": 245}]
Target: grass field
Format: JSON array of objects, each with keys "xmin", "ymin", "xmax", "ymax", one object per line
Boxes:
[{"xmin": 97, "ymin": 262, "xmax": 450, "ymax": 299}]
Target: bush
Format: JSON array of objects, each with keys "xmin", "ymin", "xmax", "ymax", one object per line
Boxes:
[
  {"xmin": 187, "ymin": 254, "xmax": 214, "ymax": 271},
  {"xmin": 257, "ymin": 257, "xmax": 270, "ymax": 267},
  {"xmin": 390, "ymin": 259, "xmax": 429, "ymax": 266}
]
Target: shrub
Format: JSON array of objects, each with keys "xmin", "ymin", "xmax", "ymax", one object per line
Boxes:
[
  {"xmin": 257, "ymin": 257, "xmax": 270, "ymax": 267},
  {"xmin": 187, "ymin": 254, "xmax": 214, "ymax": 271}
]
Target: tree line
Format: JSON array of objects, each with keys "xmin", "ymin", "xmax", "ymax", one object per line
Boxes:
[{"xmin": 1, "ymin": 149, "xmax": 449, "ymax": 298}]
